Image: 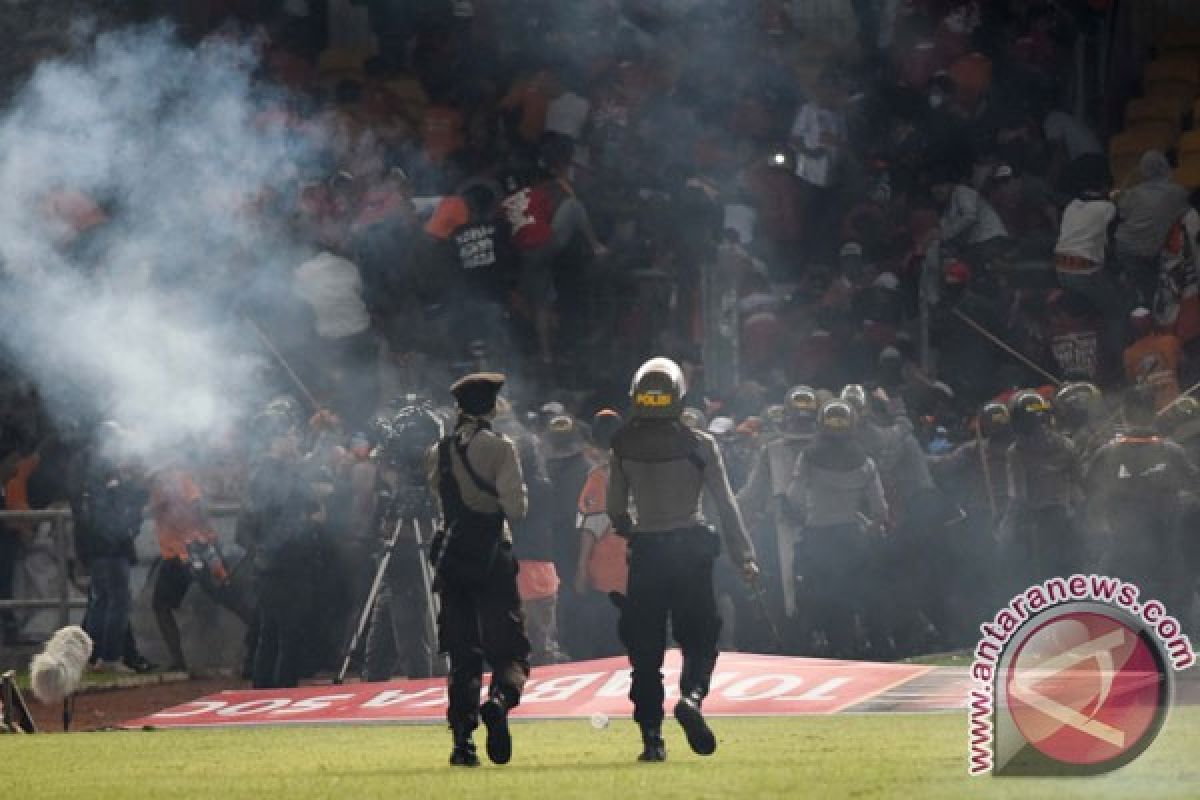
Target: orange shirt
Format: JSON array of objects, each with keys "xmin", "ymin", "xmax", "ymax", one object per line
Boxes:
[
  {"xmin": 577, "ymin": 465, "xmax": 628, "ymax": 595},
  {"xmin": 3, "ymin": 454, "xmax": 39, "ymax": 511},
  {"xmin": 150, "ymin": 468, "xmax": 215, "ymax": 561},
  {"xmin": 1124, "ymin": 333, "xmax": 1182, "ymax": 410},
  {"xmin": 424, "ymin": 195, "xmax": 468, "ymax": 240}
]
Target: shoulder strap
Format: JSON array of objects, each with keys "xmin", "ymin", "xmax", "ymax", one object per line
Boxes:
[{"xmin": 454, "ymin": 431, "xmax": 499, "ymax": 498}]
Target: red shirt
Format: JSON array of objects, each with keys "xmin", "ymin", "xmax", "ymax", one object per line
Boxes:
[{"xmin": 502, "ymin": 186, "xmax": 556, "ymax": 250}]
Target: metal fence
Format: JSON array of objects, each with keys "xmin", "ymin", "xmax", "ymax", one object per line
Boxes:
[{"xmin": 0, "ymin": 504, "xmax": 244, "ymax": 632}]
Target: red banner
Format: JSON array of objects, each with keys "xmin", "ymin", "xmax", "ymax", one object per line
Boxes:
[{"xmin": 122, "ymin": 652, "xmax": 943, "ymax": 729}]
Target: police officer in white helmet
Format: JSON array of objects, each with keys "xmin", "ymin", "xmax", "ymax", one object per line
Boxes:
[{"xmin": 607, "ymin": 357, "xmax": 759, "ymax": 762}]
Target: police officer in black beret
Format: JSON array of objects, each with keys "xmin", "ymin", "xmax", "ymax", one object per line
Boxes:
[{"xmin": 427, "ymin": 373, "xmax": 531, "ymax": 767}]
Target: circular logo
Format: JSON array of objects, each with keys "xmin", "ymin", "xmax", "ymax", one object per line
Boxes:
[{"xmin": 1004, "ymin": 608, "xmax": 1170, "ymax": 771}]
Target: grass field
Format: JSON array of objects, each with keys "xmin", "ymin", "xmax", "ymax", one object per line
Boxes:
[{"xmin": 7, "ymin": 710, "xmax": 1200, "ymax": 799}]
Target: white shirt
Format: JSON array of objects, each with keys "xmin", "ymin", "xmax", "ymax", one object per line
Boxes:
[
  {"xmin": 293, "ymin": 252, "xmax": 370, "ymax": 339},
  {"xmin": 790, "ymin": 103, "xmax": 846, "ymax": 188},
  {"xmin": 545, "ymin": 92, "xmax": 590, "ymax": 140},
  {"xmin": 941, "ymin": 185, "xmax": 1008, "ymax": 245},
  {"xmin": 1043, "ymin": 111, "xmax": 1102, "ymax": 161},
  {"xmin": 1055, "ymin": 198, "xmax": 1116, "ymax": 267}
]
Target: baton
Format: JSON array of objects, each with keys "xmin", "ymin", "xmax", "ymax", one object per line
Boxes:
[
  {"xmin": 951, "ymin": 308, "xmax": 1063, "ymax": 386},
  {"xmin": 243, "ymin": 315, "xmax": 322, "ymax": 411},
  {"xmin": 749, "ymin": 580, "xmax": 784, "ymax": 654}
]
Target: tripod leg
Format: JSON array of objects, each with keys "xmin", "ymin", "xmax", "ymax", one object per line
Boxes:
[{"xmin": 335, "ymin": 542, "xmax": 395, "ymax": 685}]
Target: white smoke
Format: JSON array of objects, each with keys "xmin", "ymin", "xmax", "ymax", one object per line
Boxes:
[{"xmin": 0, "ymin": 22, "xmax": 320, "ymax": 454}]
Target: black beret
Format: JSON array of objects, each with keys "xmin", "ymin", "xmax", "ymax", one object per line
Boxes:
[{"xmin": 450, "ymin": 372, "xmax": 506, "ymax": 415}]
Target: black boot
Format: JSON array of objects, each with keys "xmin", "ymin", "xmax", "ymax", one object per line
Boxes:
[
  {"xmin": 449, "ymin": 727, "xmax": 480, "ymax": 767},
  {"xmin": 674, "ymin": 691, "xmax": 717, "ymax": 755},
  {"xmin": 480, "ymin": 695, "xmax": 512, "ymax": 765},
  {"xmin": 638, "ymin": 724, "xmax": 667, "ymax": 762}
]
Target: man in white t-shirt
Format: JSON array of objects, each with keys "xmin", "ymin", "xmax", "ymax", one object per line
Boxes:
[
  {"xmin": 931, "ymin": 178, "xmax": 1010, "ymax": 268},
  {"xmin": 292, "ymin": 249, "xmax": 377, "ymax": 428},
  {"xmin": 1054, "ymin": 178, "xmax": 1125, "ymax": 362},
  {"xmin": 790, "ymin": 75, "xmax": 847, "ymax": 190},
  {"xmin": 293, "ymin": 251, "xmax": 371, "ymax": 340}
]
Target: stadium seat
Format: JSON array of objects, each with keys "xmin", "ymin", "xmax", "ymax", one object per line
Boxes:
[
  {"xmin": 1159, "ymin": 27, "xmax": 1200, "ymax": 53},
  {"xmin": 1109, "ymin": 122, "xmax": 1179, "ymax": 158},
  {"xmin": 1126, "ymin": 95, "xmax": 1186, "ymax": 128},
  {"xmin": 1173, "ymin": 160, "xmax": 1200, "ymax": 188},
  {"xmin": 1181, "ymin": 130, "xmax": 1200, "ymax": 159},
  {"xmin": 1147, "ymin": 80, "xmax": 1198, "ymax": 110},
  {"xmin": 1145, "ymin": 58, "xmax": 1200, "ymax": 88}
]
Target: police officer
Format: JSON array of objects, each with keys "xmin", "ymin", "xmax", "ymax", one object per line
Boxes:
[
  {"xmin": 786, "ymin": 400, "xmax": 888, "ymax": 658},
  {"xmin": 1086, "ymin": 386, "xmax": 1198, "ymax": 608},
  {"xmin": 607, "ymin": 358, "xmax": 758, "ymax": 762},
  {"xmin": 738, "ymin": 386, "xmax": 818, "ymax": 632},
  {"xmin": 238, "ymin": 405, "xmax": 322, "ymax": 689},
  {"xmin": 929, "ymin": 402, "xmax": 1012, "ymax": 639},
  {"xmin": 1054, "ymin": 382, "xmax": 1107, "ymax": 462},
  {"xmin": 427, "ymin": 373, "xmax": 530, "ymax": 768},
  {"xmin": 1004, "ymin": 390, "xmax": 1083, "ymax": 588}
]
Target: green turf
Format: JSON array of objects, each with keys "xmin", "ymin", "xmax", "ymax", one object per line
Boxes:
[{"xmin": 7, "ymin": 711, "xmax": 1200, "ymax": 799}]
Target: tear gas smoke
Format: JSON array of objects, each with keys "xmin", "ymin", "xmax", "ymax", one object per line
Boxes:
[{"xmin": 0, "ymin": 23, "xmax": 319, "ymax": 456}]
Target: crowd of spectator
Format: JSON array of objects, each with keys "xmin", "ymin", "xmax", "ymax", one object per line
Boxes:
[{"xmin": 4, "ymin": 0, "xmax": 1200, "ymax": 669}]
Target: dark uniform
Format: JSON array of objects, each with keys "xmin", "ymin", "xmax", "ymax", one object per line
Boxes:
[
  {"xmin": 238, "ymin": 412, "xmax": 321, "ymax": 690},
  {"xmin": 427, "ymin": 373, "xmax": 530, "ymax": 768},
  {"xmin": 786, "ymin": 401, "xmax": 888, "ymax": 658},
  {"xmin": 607, "ymin": 357, "xmax": 757, "ymax": 762},
  {"xmin": 1004, "ymin": 391, "xmax": 1083, "ymax": 588},
  {"xmin": 1086, "ymin": 389, "xmax": 1198, "ymax": 608},
  {"xmin": 929, "ymin": 402, "xmax": 1011, "ymax": 637},
  {"xmin": 737, "ymin": 387, "xmax": 818, "ymax": 642}
]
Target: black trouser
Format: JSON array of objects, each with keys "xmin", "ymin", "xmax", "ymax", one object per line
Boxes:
[
  {"xmin": 619, "ymin": 532, "xmax": 722, "ymax": 728},
  {"xmin": 252, "ymin": 560, "xmax": 312, "ymax": 689},
  {"xmin": 1009, "ymin": 506, "xmax": 1085, "ymax": 590},
  {"xmin": 153, "ymin": 557, "xmax": 254, "ymax": 669},
  {"xmin": 436, "ymin": 544, "xmax": 531, "ymax": 731},
  {"xmin": 802, "ymin": 524, "xmax": 868, "ymax": 658}
]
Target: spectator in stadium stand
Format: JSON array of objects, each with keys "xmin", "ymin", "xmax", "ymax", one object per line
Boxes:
[
  {"xmin": 790, "ymin": 67, "xmax": 848, "ymax": 258},
  {"xmin": 1054, "ymin": 168, "xmax": 1121, "ymax": 323},
  {"xmin": 929, "ymin": 167, "xmax": 1010, "ymax": 270},
  {"xmin": 1114, "ymin": 150, "xmax": 1188, "ymax": 305},
  {"xmin": 1156, "ymin": 188, "xmax": 1200, "ymax": 362},
  {"xmin": 1123, "ymin": 307, "xmax": 1183, "ymax": 411},
  {"xmin": 1045, "ymin": 290, "xmax": 1110, "ymax": 386}
]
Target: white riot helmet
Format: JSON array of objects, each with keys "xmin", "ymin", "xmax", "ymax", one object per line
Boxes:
[{"xmin": 629, "ymin": 357, "xmax": 687, "ymax": 419}]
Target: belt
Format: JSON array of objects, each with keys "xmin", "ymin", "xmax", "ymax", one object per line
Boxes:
[
  {"xmin": 629, "ymin": 526, "xmax": 713, "ymax": 547},
  {"xmin": 1054, "ymin": 253, "xmax": 1098, "ymax": 271}
]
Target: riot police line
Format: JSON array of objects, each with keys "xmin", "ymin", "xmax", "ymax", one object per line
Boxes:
[{"xmin": 16, "ymin": 361, "xmax": 1199, "ymax": 767}]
